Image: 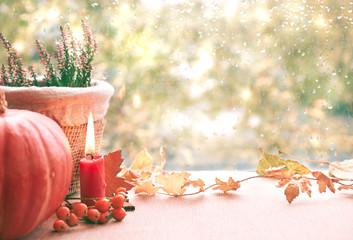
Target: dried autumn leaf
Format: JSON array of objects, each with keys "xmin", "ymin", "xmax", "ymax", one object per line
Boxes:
[
  {"xmin": 213, "ymin": 177, "xmax": 240, "ymax": 193},
  {"xmin": 130, "ymin": 148, "xmax": 153, "ymax": 171},
  {"xmin": 264, "ymin": 168, "xmax": 295, "ymax": 179},
  {"xmin": 155, "ymin": 172, "xmax": 191, "ymax": 196},
  {"xmin": 277, "ymin": 178, "xmax": 292, "ymax": 188},
  {"xmin": 140, "ymin": 171, "xmax": 152, "ymax": 181},
  {"xmin": 256, "ymin": 147, "xmax": 311, "ymax": 175},
  {"xmin": 182, "ymin": 179, "xmax": 206, "ymax": 191},
  {"xmin": 154, "ymin": 172, "xmax": 191, "ymax": 195},
  {"xmin": 312, "ymin": 171, "xmax": 336, "ymax": 193},
  {"xmin": 123, "ymin": 170, "xmax": 141, "ymax": 183},
  {"xmin": 299, "ymin": 179, "xmax": 312, "ymax": 198},
  {"xmin": 134, "ymin": 180, "xmax": 160, "ymax": 194},
  {"xmin": 284, "ymin": 183, "xmax": 300, "ymax": 204},
  {"xmin": 338, "ymin": 184, "xmax": 353, "ymax": 191},
  {"xmin": 104, "ymin": 150, "xmax": 134, "ymax": 197}
]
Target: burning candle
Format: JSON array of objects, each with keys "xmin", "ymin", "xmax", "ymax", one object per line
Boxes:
[{"xmin": 80, "ymin": 112, "xmax": 106, "ymax": 206}]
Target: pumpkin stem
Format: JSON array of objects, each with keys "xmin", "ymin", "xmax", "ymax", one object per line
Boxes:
[{"xmin": 0, "ymin": 88, "xmax": 7, "ymax": 114}]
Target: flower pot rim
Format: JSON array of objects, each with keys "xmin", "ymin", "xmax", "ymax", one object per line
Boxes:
[{"xmin": 1, "ymin": 80, "xmax": 114, "ymax": 126}]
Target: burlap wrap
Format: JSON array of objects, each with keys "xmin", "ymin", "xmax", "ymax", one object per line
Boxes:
[{"xmin": 1, "ymin": 80, "xmax": 114, "ymax": 194}]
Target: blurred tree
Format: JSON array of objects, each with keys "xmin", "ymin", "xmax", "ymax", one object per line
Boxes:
[{"xmin": 0, "ymin": 0, "xmax": 351, "ymax": 170}]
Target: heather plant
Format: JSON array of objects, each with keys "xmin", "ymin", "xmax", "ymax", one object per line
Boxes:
[{"xmin": 0, "ymin": 20, "xmax": 97, "ymax": 87}]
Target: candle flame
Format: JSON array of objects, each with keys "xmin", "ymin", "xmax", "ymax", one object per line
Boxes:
[{"xmin": 85, "ymin": 112, "xmax": 95, "ymax": 155}]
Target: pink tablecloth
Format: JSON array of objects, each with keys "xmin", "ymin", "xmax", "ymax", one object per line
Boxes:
[{"xmin": 23, "ymin": 171, "xmax": 353, "ymax": 240}]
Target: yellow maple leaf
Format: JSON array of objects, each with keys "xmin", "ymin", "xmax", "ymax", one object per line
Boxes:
[
  {"xmin": 130, "ymin": 148, "xmax": 153, "ymax": 171},
  {"xmin": 312, "ymin": 171, "xmax": 335, "ymax": 193},
  {"xmin": 155, "ymin": 172, "xmax": 191, "ymax": 196},
  {"xmin": 134, "ymin": 180, "xmax": 160, "ymax": 194},
  {"xmin": 213, "ymin": 177, "xmax": 240, "ymax": 193}
]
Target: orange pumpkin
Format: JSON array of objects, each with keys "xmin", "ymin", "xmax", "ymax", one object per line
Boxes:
[{"xmin": 0, "ymin": 89, "xmax": 72, "ymax": 239}]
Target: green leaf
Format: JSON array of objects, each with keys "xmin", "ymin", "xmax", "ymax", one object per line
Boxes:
[{"xmin": 256, "ymin": 147, "xmax": 311, "ymax": 175}]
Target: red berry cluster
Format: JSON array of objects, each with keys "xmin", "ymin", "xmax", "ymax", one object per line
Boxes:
[{"xmin": 53, "ymin": 187, "xmax": 128, "ymax": 232}]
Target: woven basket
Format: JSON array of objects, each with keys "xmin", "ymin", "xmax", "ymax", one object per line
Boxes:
[{"xmin": 1, "ymin": 80, "xmax": 114, "ymax": 195}]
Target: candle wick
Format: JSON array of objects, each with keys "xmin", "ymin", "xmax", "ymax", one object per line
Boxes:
[{"xmin": 86, "ymin": 154, "xmax": 94, "ymax": 160}]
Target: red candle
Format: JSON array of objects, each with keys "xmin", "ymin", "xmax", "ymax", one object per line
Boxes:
[
  {"xmin": 80, "ymin": 112, "xmax": 106, "ymax": 206},
  {"xmin": 80, "ymin": 154, "xmax": 106, "ymax": 206}
]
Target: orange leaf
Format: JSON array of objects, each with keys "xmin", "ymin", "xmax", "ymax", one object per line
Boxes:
[
  {"xmin": 276, "ymin": 178, "xmax": 292, "ymax": 188},
  {"xmin": 140, "ymin": 171, "xmax": 152, "ymax": 181},
  {"xmin": 155, "ymin": 172, "xmax": 191, "ymax": 196},
  {"xmin": 213, "ymin": 177, "xmax": 240, "ymax": 193},
  {"xmin": 299, "ymin": 180, "xmax": 312, "ymax": 198},
  {"xmin": 123, "ymin": 170, "xmax": 141, "ymax": 183},
  {"xmin": 338, "ymin": 185, "xmax": 353, "ymax": 191},
  {"xmin": 134, "ymin": 180, "xmax": 160, "ymax": 194},
  {"xmin": 264, "ymin": 168, "xmax": 295, "ymax": 179},
  {"xmin": 183, "ymin": 178, "xmax": 205, "ymax": 191},
  {"xmin": 104, "ymin": 150, "xmax": 134, "ymax": 197},
  {"xmin": 312, "ymin": 171, "xmax": 335, "ymax": 193},
  {"xmin": 284, "ymin": 183, "xmax": 300, "ymax": 204}
]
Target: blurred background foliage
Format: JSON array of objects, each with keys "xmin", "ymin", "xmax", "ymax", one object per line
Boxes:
[{"xmin": 0, "ymin": 0, "xmax": 352, "ymax": 170}]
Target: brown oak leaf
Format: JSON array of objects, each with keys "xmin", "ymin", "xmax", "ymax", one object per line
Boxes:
[
  {"xmin": 312, "ymin": 171, "xmax": 335, "ymax": 193},
  {"xmin": 284, "ymin": 183, "xmax": 300, "ymax": 204},
  {"xmin": 155, "ymin": 172, "xmax": 191, "ymax": 196},
  {"xmin": 134, "ymin": 180, "xmax": 160, "ymax": 194},
  {"xmin": 104, "ymin": 150, "xmax": 134, "ymax": 197},
  {"xmin": 213, "ymin": 177, "xmax": 240, "ymax": 193}
]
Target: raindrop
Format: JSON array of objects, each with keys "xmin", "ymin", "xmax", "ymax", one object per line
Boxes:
[
  {"xmin": 91, "ymin": 3, "xmax": 99, "ymax": 7},
  {"xmin": 312, "ymin": 89, "xmax": 316, "ymax": 94},
  {"xmin": 327, "ymin": 104, "xmax": 333, "ymax": 109}
]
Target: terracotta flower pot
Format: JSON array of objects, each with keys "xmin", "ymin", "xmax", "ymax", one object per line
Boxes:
[{"xmin": 1, "ymin": 80, "xmax": 114, "ymax": 194}]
